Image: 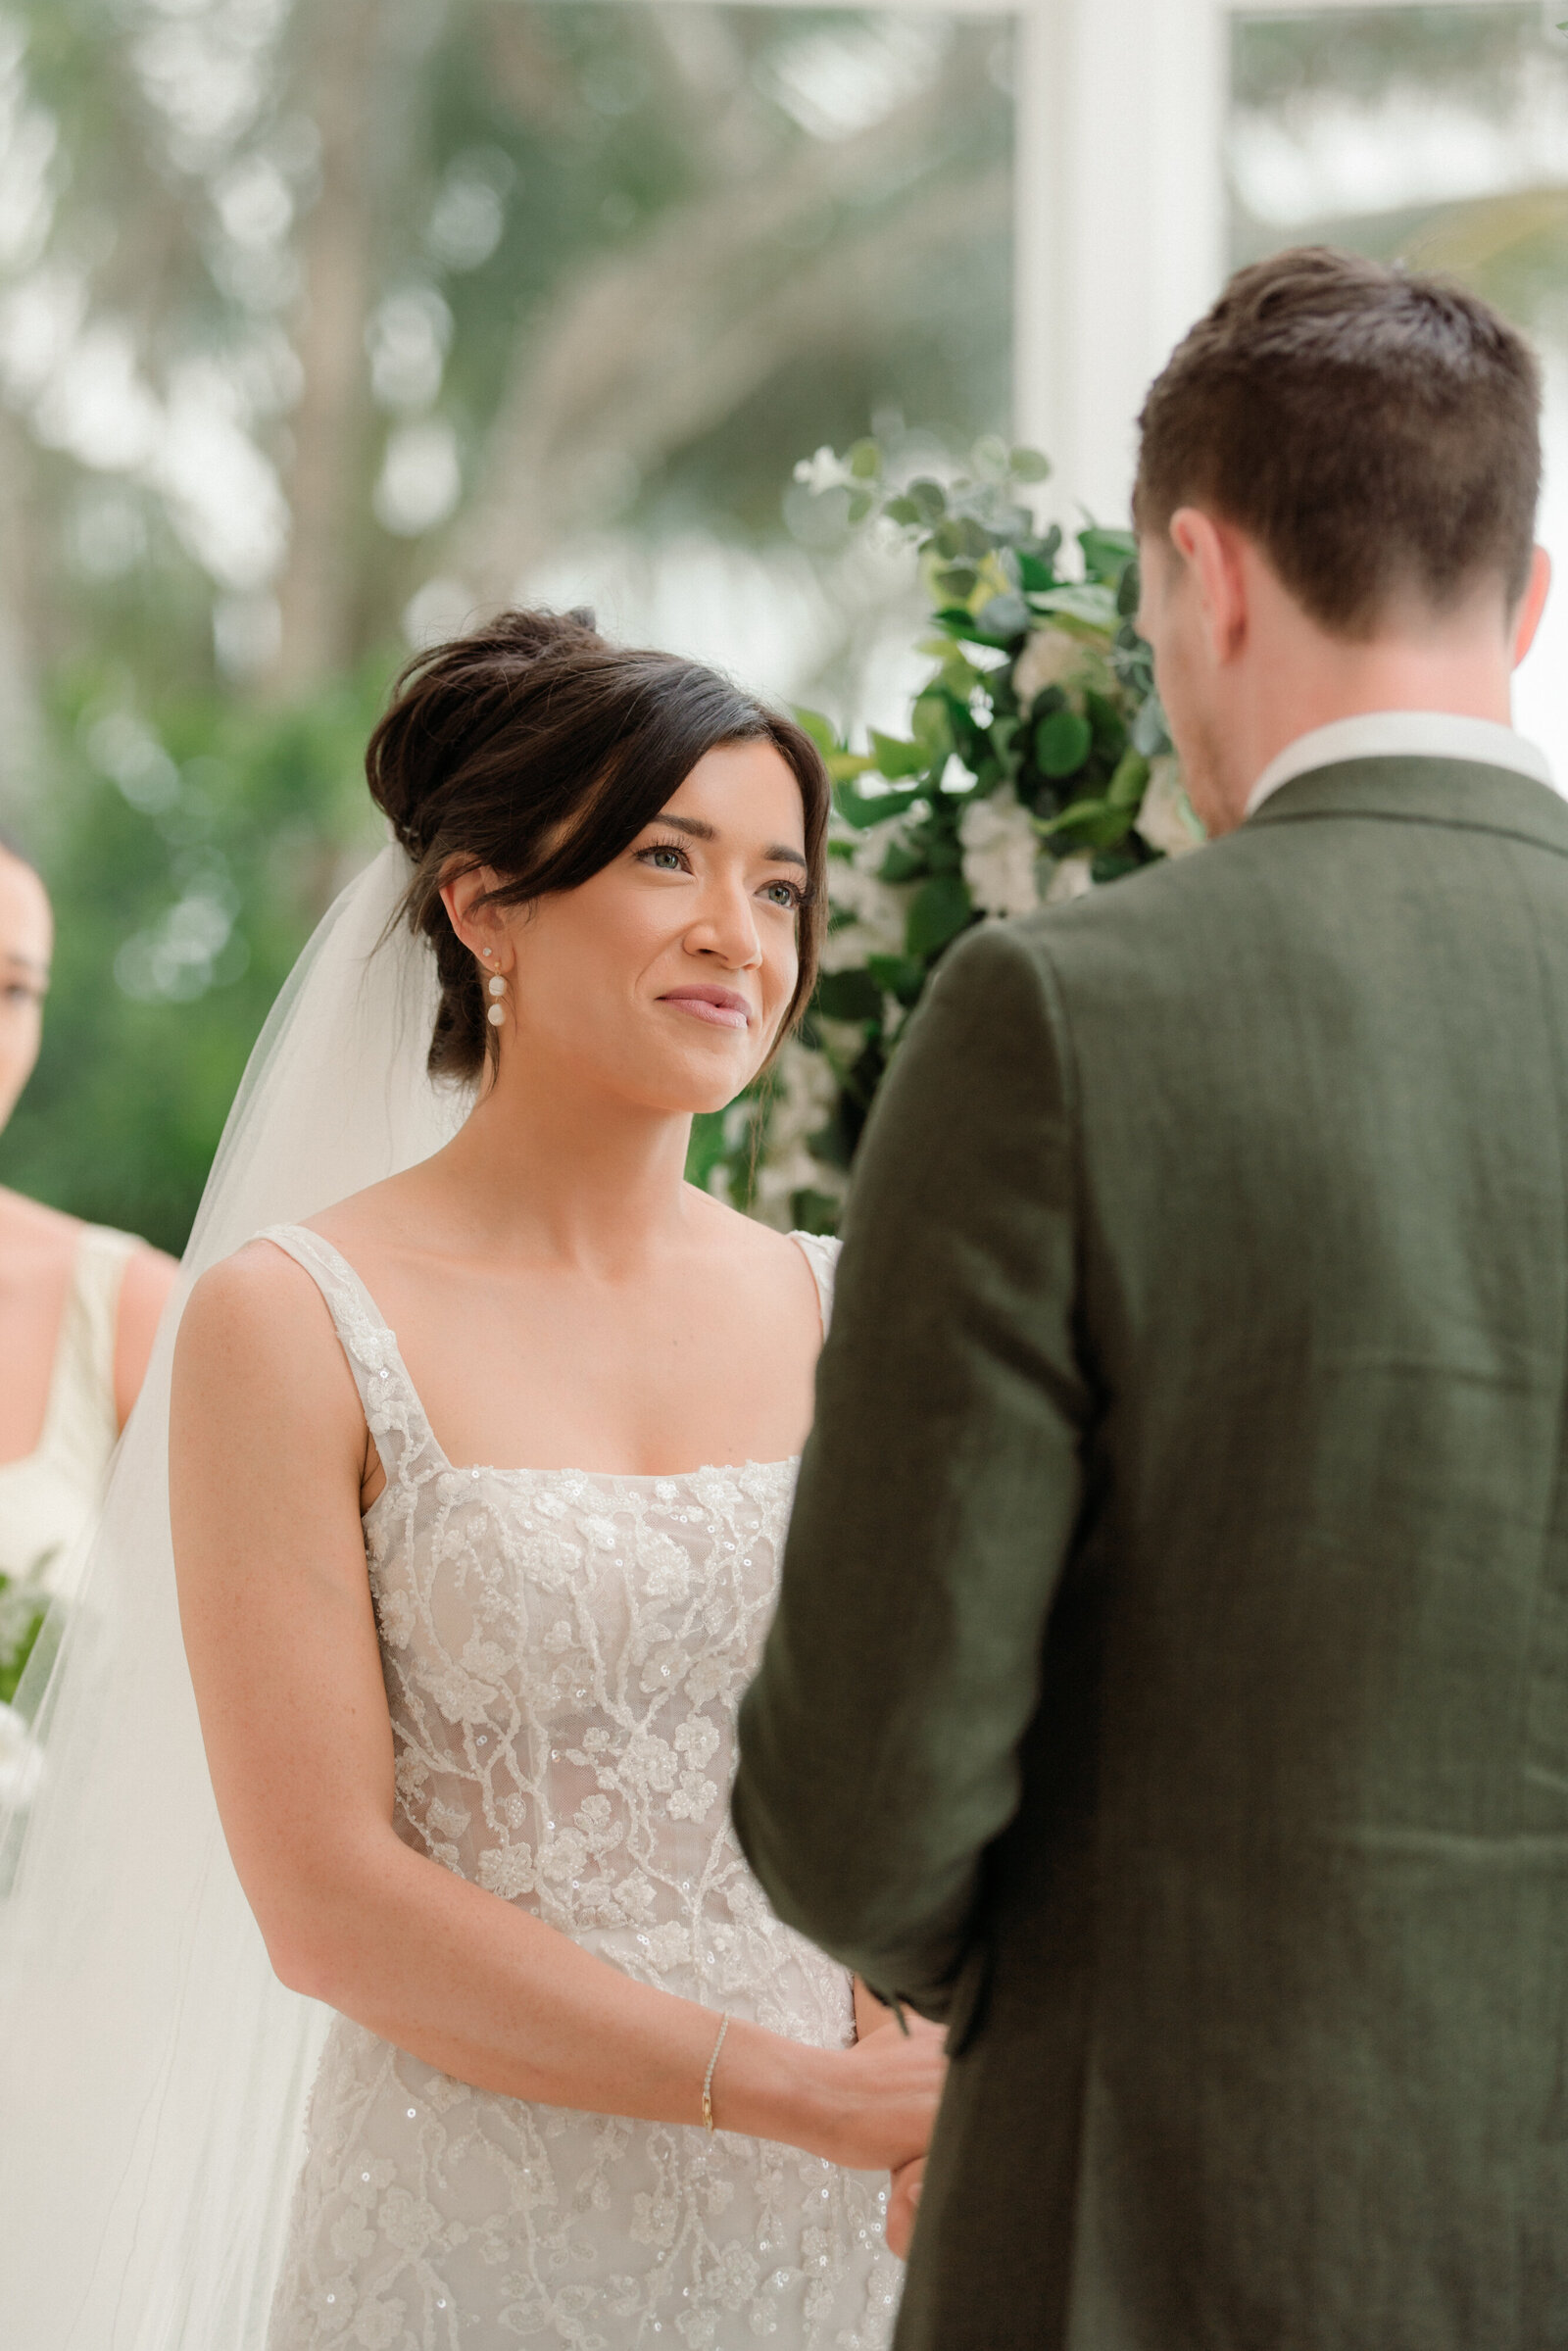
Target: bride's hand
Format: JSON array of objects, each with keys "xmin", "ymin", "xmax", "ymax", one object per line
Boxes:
[
  {"xmin": 886, "ymin": 2156, "xmax": 924, "ymax": 2260},
  {"xmin": 810, "ymin": 2010, "xmax": 947, "ymax": 2173}
]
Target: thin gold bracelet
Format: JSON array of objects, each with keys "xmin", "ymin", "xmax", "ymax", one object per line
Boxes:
[{"xmin": 701, "ymin": 2013, "xmax": 730, "ymax": 2132}]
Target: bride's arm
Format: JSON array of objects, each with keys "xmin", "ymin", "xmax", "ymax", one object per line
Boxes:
[{"xmin": 171, "ymin": 1245, "xmax": 942, "ymax": 2174}]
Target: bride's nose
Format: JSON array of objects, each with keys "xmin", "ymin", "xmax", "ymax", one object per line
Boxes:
[{"xmin": 683, "ymin": 874, "xmax": 763, "ymax": 969}]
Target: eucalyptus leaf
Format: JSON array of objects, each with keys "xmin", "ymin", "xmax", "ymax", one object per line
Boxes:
[
  {"xmin": 906, "ymin": 872, "xmax": 974, "ymax": 957},
  {"xmin": 976, "ymin": 592, "xmax": 1030, "ymax": 640},
  {"xmin": 1078, "ymin": 525, "xmax": 1137, "ymax": 584},
  {"xmin": 794, "ymin": 707, "xmax": 839, "ymax": 756},
  {"xmin": 834, "ymin": 781, "xmax": 922, "ymax": 829},
  {"xmin": 880, "ymin": 840, "xmax": 927, "ymax": 883},
  {"xmin": 935, "ymin": 563, "xmax": 979, "ymax": 600},
  {"xmin": 1009, "ymin": 446, "xmax": 1052, "ymax": 482},
  {"xmin": 910, "ymin": 695, "xmax": 955, "ymax": 755},
  {"xmin": 884, "ymin": 495, "xmax": 922, "ymax": 527},
  {"xmin": 936, "ymin": 516, "xmax": 992, "ymax": 561},
  {"xmin": 866, "ymin": 953, "xmax": 927, "ymax": 1004},
  {"xmin": 814, "ymin": 968, "xmax": 882, "ymax": 1023},
  {"xmin": 990, "ymin": 713, "xmax": 1021, "ymax": 768},
  {"xmin": 848, "ymin": 438, "xmax": 882, "ymax": 482},
  {"xmin": 1036, "ymin": 709, "xmax": 1094, "ymax": 779},
  {"xmin": 1030, "ymin": 583, "xmax": 1119, "ymax": 629},
  {"xmin": 1132, "ymin": 694, "xmax": 1172, "ymax": 757},
  {"xmin": 1106, "ymin": 747, "xmax": 1152, "ymax": 809},
  {"xmin": 1051, "ymin": 798, "xmax": 1134, "ymax": 851},
  {"xmin": 908, "ymin": 477, "xmax": 947, "ymax": 523},
  {"xmin": 868, "ymin": 729, "xmax": 932, "ymax": 781}
]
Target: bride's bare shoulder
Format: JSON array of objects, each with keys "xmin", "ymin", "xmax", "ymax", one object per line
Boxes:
[
  {"xmin": 682, "ymin": 1184, "xmax": 832, "ymax": 1283},
  {"xmin": 177, "ymin": 1235, "xmax": 342, "ymax": 1379}
]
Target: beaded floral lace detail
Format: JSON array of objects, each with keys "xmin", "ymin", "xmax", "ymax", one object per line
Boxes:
[{"xmin": 261, "ymin": 1226, "xmax": 899, "ymax": 2351}]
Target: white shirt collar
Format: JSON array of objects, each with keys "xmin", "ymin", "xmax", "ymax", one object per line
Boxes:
[{"xmin": 1245, "ymin": 711, "xmax": 1556, "ymax": 819}]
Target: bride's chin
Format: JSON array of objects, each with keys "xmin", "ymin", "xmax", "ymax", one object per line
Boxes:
[{"xmin": 612, "ymin": 1057, "xmax": 759, "ymax": 1120}]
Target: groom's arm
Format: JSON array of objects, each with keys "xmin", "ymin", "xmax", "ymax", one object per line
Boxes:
[{"xmin": 733, "ymin": 920, "xmax": 1091, "ymax": 2014}]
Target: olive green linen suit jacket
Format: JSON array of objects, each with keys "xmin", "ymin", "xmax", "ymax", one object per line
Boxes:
[{"xmin": 732, "ymin": 757, "xmax": 1568, "ymax": 2351}]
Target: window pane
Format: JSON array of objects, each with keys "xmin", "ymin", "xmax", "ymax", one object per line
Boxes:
[
  {"xmin": 1228, "ymin": 5, "xmax": 1568, "ymax": 767},
  {"xmin": 504, "ymin": 4, "xmax": 1015, "ymax": 720}
]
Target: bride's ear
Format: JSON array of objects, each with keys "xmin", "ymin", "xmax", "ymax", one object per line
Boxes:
[{"xmin": 440, "ymin": 864, "xmax": 512, "ymax": 968}]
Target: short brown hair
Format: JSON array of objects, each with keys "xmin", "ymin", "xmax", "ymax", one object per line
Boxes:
[
  {"xmin": 367, "ymin": 608, "xmax": 830, "ymax": 1082},
  {"xmin": 1134, "ymin": 246, "xmax": 1542, "ymax": 636}
]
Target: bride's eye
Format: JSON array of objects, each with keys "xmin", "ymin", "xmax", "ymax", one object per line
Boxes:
[
  {"xmin": 638, "ymin": 840, "xmax": 690, "ymax": 875},
  {"xmin": 760, "ymin": 879, "xmax": 804, "ymax": 909}
]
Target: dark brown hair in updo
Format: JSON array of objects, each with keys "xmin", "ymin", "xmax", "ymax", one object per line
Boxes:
[{"xmin": 367, "ymin": 608, "xmax": 832, "ymax": 1082}]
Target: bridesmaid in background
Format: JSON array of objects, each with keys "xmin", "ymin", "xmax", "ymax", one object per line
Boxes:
[{"xmin": 0, "ymin": 835, "xmax": 175, "ymax": 1679}]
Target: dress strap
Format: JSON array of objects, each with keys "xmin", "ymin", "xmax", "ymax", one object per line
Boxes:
[
  {"xmin": 257, "ymin": 1224, "xmax": 438, "ymax": 1491},
  {"xmin": 47, "ymin": 1225, "xmax": 137, "ymax": 1474},
  {"xmin": 789, "ymin": 1230, "xmax": 842, "ymax": 1338}
]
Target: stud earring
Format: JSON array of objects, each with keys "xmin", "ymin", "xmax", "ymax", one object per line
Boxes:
[{"xmin": 486, "ymin": 972, "xmax": 507, "ymax": 1028}]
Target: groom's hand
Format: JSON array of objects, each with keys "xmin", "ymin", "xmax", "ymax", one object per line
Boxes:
[{"xmin": 886, "ymin": 2157, "xmax": 924, "ymax": 2260}]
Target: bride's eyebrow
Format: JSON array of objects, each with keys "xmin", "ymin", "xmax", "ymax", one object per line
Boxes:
[{"xmin": 647, "ymin": 813, "xmax": 807, "ymax": 870}]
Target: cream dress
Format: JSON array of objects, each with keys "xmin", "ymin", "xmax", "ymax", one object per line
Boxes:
[
  {"xmin": 262, "ymin": 1224, "xmax": 901, "ymax": 2351},
  {"xmin": 0, "ymin": 1222, "xmax": 137, "ymax": 1600}
]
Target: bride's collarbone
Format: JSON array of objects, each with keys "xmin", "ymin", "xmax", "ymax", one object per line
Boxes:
[{"xmin": 346, "ymin": 1257, "xmax": 821, "ymax": 1486}]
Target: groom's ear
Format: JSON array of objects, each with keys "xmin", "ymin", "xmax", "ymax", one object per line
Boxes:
[
  {"xmin": 1512, "ymin": 545, "xmax": 1552, "ymax": 667},
  {"xmin": 1169, "ymin": 507, "xmax": 1250, "ymax": 668}
]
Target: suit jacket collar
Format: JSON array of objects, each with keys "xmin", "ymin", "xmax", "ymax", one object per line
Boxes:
[{"xmin": 1246, "ymin": 755, "xmax": 1568, "ymax": 859}]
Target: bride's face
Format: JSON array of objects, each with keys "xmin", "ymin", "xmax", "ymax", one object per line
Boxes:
[{"xmin": 485, "ymin": 740, "xmax": 809, "ymax": 1114}]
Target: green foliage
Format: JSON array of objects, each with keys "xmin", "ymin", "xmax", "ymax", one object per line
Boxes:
[
  {"xmin": 710, "ymin": 436, "xmax": 1197, "ymax": 1233},
  {"xmin": 0, "ymin": 668, "xmax": 390, "ymax": 1254},
  {"xmin": 0, "ymin": 1575, "xmax": 47, "ymax": 1709}
]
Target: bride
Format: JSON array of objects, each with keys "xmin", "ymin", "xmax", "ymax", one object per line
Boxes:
[{"xmin": 162, "ymin": 607, "xmax": 942, "ymax": 2349}]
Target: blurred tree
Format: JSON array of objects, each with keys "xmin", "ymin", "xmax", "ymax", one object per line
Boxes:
[
  {"xmin": 0, "ymin": 0, "xmax": 1012, "ymax": 715},
  {"xmin": 0, "ymin": 0, "xmax": 1012, "ymax": 1248}
]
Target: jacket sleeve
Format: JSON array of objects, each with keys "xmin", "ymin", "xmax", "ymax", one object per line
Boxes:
[{"xmin": 732, "ymin": 919, "xmax": 1092, "ymax": 2014}]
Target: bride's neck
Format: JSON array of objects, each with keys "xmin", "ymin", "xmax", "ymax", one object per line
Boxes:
[{"xmin": 435, "ymin": 1057, "xmax": 699, "ymax": 1269}]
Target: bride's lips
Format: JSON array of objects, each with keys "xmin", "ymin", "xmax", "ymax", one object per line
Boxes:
[{"xmin": 659, "ymin": 985, "xmax": 753, "ymax": 1030}]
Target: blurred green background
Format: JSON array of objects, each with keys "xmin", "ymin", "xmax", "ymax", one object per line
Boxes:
[{"xmin": 0, "ymin": 1, "xmax": 1563, "ymax": 1253}]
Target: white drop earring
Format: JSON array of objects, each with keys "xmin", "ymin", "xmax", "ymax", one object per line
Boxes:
[{"xmin": 486, "ymin": 972, "xmax": 507, "ymax": 1027}]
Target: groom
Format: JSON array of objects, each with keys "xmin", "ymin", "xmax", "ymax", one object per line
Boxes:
[{"xmin": 732, "ymin": 247, "xmax": 1563, "ymax": 2350}]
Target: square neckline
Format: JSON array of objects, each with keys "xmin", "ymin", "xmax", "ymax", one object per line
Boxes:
[{"xmin": 261, "ymin": 1223, "xmax": 831, "ymax": 1493}]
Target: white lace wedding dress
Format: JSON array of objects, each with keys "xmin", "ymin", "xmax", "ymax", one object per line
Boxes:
[{"xmin": 261, "ymin": 1225, "xmax": 900, "ymax": 2351}]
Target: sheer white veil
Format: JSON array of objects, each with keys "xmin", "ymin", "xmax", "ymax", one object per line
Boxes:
[{"xmin": 0, "ymin": 840, "xmax": 470, "ymax": 2348}]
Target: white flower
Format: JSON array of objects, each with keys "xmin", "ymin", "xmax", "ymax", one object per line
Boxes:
[
  {"xmin": 753, "ymin": 1146, "xmax": 846, "ymax": 1229},
  {"xmin": 478, "ymin": 1841, "xmax": 536, "ymax": 1899},
  {"xmin": 1135, "ymin": 754, "xmax": 1204, "ymax": 858},
  {"xmin": 377, "ymin": 1588, "xmax": 414, "ymax": 1647},
  {"xmin": 1044, "ymin": 853, "xmax": 1095, "ymax": 904},
  {"xmin": 537, "ymin": 1827, "xmax": 589, "ymax": 1883},
  {"xmin": 352, "ymin": 2293, "xmax": 405, "ymax": 2349},
  {"xmin": 667, "ymin": 1770, "xmax": 717, "ymax": 1822},
  {"xmin": 793, "ymin": 445, "xmax": 853, "ymax": 494},
  {"xmin": 820, "ymin": 840, "xmax": 909, "ymax": 973},
  {"xmin": 1011, "ymin": 625, "xmax": 1086, "ymax": 710},
  {"xmin": 377, "ymin": 2186, "xmax": 438, "ymax": 2254},
  {"xmin": 675, "ymin": 1715, "xmax": 720, "ymax": 1769},
  {"xmin": 642, "ymin": 1920, "xmax": 691, "ymax": 1970},
  {"xmin": 0, "ymin": 1699, "xmax": 43, "ymax": 1809},
  {"xmin": 959, "ymin": 786, "xmax": 1044, "ymax": 919}
]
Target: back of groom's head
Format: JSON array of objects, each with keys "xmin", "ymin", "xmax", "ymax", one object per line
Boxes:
[{"xmin": 1134, "ymin": 246, "xmax": 1541, "ymax": 638}]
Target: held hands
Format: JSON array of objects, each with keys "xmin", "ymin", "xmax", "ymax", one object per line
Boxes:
[
  {"xmin": 814, "ymin": 2004, "xmax": 947, "ymax": 2175},
  {"xmin": 886, "ymin": 2157, "xmax": 924, "ymax": 2261}
]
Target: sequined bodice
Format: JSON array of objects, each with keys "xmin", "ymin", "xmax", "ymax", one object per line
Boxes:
[{"xmin": 261, "ymin": 1225, "xmax": 899, "ymax": 2351}]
